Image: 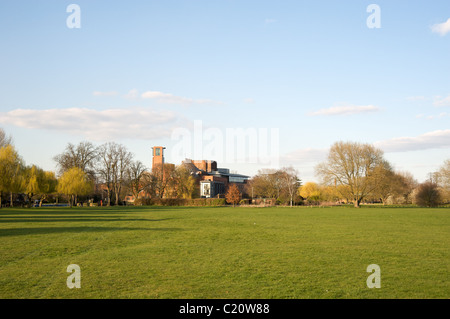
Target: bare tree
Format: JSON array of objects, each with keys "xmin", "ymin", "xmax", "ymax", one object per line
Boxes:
[
  {"xmin": 151, "ymin": 163, "xmax": 176, "ymax": 198},
  {"xmin": 249, "ymin": 169, "xmax": 283, "ymax": 199},
  {"xmin": 437, "ymin": 159, "xmax": 450, "ymax": 189},
  {"xmin": 97, "ymin": 142, "xmax": 132, "ymax": 205},
  {"xmin": 397, "ymin": 171, "xmax": 418, "ymax": 204},
  {"xmin": 315, "ymin": 141, "xmax": 385, "ymax": 207},
  {"xmin": 53, "ymin": 141, "xmax": 98, "ymax": 178},
  {"xmin": 126, "ymin": 160, "xmax": 148, "ymax": 200},
  {"xmin": 279, "ymin": 166, "xmax": 301, "ymax": 207},
  {"xmin": 113, "ymin": 144, "xmax": 133, "ymax": 205}
]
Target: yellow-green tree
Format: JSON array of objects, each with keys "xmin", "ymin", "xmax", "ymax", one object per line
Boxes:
[
  {"xmin": 38, "ymin": 171, "xmax": 58, "ymax": 207},
  {"xmin": 0, "ymin": 145, "xmax": 23, "ymax": 208},
  {"xmin": 57, "ymin": 167, "xmax": 93, "ymax": 207},
  {"xmin": 22, "ymin": 165, "xmax": 57, "ymax": 207},
  {"xmin": 24, "ymin": 165, "xmax": 42, "ymax": 205},
  {"xmin": 174, "ymin": 165, "xmax": 197, "ymax": 199},
  {"xmin": 299, "ymin": 182, "xmax": 322, "ymax": 202}
]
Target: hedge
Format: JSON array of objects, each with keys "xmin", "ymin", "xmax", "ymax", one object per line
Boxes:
[{"xmin": 133, "ymin": 197, "xmax": 226, "ymax": 207}]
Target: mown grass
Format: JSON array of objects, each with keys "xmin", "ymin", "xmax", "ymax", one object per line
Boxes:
[{"xmin": 0, "ymin": 205, "xmax": 448, "ymax": 299}]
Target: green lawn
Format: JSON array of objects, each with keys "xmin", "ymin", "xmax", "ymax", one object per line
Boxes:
[{"xmin": 0, "ymin": 205, "xmax": 448, "ymax": 299}]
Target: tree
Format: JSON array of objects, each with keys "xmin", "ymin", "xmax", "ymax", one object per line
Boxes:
[
  {"xmin": 57, "ymin": 167, "xmax": 93, "ymax": 207},
  {"xmin": 174, "ymin": 165, "xmax": 197, "ymax": 199},
  {"xmin": 151, "ymin": 163, "xmax": 176, "ymax": 199},
  {"xmin": 97, "ymin": 142, "xmax": 132, "ymax": 205},
  {"xmin": 24, "ymin": 165, "xmax": 42, "ymax": 206},
  {"xmin": 248, "ymin": 172, "xmax": 274, "ymax": 199},
  {"xmin": 112, "ymin": 144, "xmax": 133, "ymax": 205},
  {"xmin": 370, "ymin": 161, "xmax": 411, "ymax": 205},
  {"xmin": 315, "ymin": 141, "xmax": 385, "ymax": 207},
  {"xmin": 438, "ymin": 159, "xmax": 450, "ymax": 188},
  {"xmin": 39, "ymin": 171, "xmax": 58, "ymax": 206},
  {"xmin": 125, "ymin": 160, "xmax": 147, "ymax": 201},
  {"xmin": 396, "ymin": 171, "xmax": 418, "ymax": 204},
  {"xmin": 54, "ymin": 141, "xmax": 98, "ymax": 178},
  {"xmin": 414, "ymin": 181, "xmax": 442, "ymax": 207},
  {"xmin": 299, "ymin": 182, "xmax": 322, "ymax": 203},
  {"xmin": 0, "ymin": 145, "xmax": 23, "ymax": 208},
  {"xmin": 0, "ymin": 128, "xmax": 13, "ymax": 148},
  {"xmin": 279, "ymin": 166, "xmax": 301, "ymax": 206},
  {"xmin": 437, "ymin": 159, "xmax": 450, "ymax": 203},
  {"xmin": 21, "ymin": 165, "xmax": 57, "ymax": 207},
  {"xmin": 9, "ymin": 163, "xmax": 26, "ymax": 207},
  {"xmin": 226, "ymin": 184, "xmax": 241, "ymax": 207}
]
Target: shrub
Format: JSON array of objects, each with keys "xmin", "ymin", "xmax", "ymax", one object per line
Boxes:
[
  {"xmin": 414, "ymin": 182, "xmax": 442, "ymax": 207},
  {"xmin": 239, "ymin": 199, "xmax": 250, "ymax": 205}
]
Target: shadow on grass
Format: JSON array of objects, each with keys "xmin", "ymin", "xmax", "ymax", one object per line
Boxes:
[
  {"xmin": 0, "ymin": 226, "xmax": 183, "ymax": 237},
  {"xmin": 0, "ymin": 205, "xmax": 215, "ymax": 215},
  {"xmin": 0, "ymin": 216, "xmax": 177, "ymax": 223}
]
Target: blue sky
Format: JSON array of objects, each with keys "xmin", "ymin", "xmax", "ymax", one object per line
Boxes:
[{"xmin": 0, "ymin": 0, "xmax": 449, "ymax": 182}]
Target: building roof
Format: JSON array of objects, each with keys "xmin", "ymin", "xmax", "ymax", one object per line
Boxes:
[{"xmin": 181, "ymin": 158, "xmax": 249, "ymax": 179}]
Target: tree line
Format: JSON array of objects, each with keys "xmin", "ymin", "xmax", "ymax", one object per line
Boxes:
[
  {"xmin": 1, "ymin": 127, "xmax": 449, "ymax": 208},
  {"xmin": 0, "ymin": 128, "xmax": 199, "ymax": 207},
  {"xmin": 247, "ymin": 141, "xmax": 449, "ymax": 207}
]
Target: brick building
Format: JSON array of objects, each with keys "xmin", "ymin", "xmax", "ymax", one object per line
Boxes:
[{"xmin": 152, "ymin": 146, "xmax": 249, "ymax": 198}]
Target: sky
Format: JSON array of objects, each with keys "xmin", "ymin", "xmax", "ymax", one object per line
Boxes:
[{"xmin": 0, "ymin": 0, "xmax": 449, "ymax": 183}]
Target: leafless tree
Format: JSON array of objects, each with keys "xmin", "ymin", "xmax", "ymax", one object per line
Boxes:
[
  {"xmin": 316, "ymin": 141, "xmax": 385, "ymax": 207},
  {"xmin": 53, "ymin": 141, "xmax": 98, "ymax": 178},
  {"xmin": 279, "ymin": 166, "xmax": 301, "ymax": 207},
  {"xmin": 125, "ymin": 160, "xmax": 148, "ymax": 200},
  {"xmin": 97, "ymin": 142, "xmax": 132, "ymax": 206}
]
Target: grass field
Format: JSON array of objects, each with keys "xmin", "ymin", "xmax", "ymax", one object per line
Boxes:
[{"xmin": 0, "ymin": 205, "xmax": 448, "ymax": 299}]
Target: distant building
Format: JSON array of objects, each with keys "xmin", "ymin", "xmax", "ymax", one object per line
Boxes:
[
  {"xmin": 150, "ymin": 146, "xmax": 249, "ymax": 198},
  {"xmin": 152, "ymin": 146, "xmax": 166, "ymax": 168},
  {"xmin": 181, "ymin": 159, "xmax": 249, "ymax": 198}
]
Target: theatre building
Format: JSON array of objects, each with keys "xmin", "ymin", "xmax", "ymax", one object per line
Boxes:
[{"xmin": 152, "ymin": 146, "xmax": 249, "ymax": 198}]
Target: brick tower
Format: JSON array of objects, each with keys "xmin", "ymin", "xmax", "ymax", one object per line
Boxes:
[{"xmin": 152, "ymin": 146, "xmax": 166, "ymax": 170}]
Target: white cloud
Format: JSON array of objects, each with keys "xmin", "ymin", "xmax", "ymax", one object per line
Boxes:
[
  {"xmin": 243, "ymin": 98, "xmax": 255, "ymax": 104},
  {"xmin": 141, "ymin": 90, "xmax": 223, "ymax": 106},
  {"xmin": 431, "ymin": 18, "xmax": 450, "ymax": 36},
  {"xmin": 93, "ymin": 91, "xmax": 118, "ymax": 97},
  {"xmin": 0, "ymin": 107, "xmax": 188, "ymax": 141},
  {"xmin": 433, "ymin": 95, "xmax": 450, "ymax": 107},
  {"xmin": 308, "ymin": 104, "xmax": 380, "ymax": 116},
  {"xmin": 265, "ymin": 18, "xmax": 277, "ymax": 24},
  {"xmin": 374, "ymin": 129, "xmax": 450, "ymax": 153}
]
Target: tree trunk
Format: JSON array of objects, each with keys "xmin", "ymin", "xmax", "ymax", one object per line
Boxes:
[
  {"xmin": 0, "ymin": 193, "xmax": 2, "ymax": 208},
  {"xmin": 354, "ymin": 198, "xmax": 361, "ymax": 208},
  {"xmin": 107, "ymin": 189, "xmax": 111, "ymax": 206},
  {"xmin": 10, "ymin": 192, "xmax": 13, "ymax": 208}
]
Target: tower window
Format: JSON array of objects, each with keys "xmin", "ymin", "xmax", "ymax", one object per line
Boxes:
[{"xmin": 155, "ymin": 148, "xmax": 161, "ymax": 156}]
